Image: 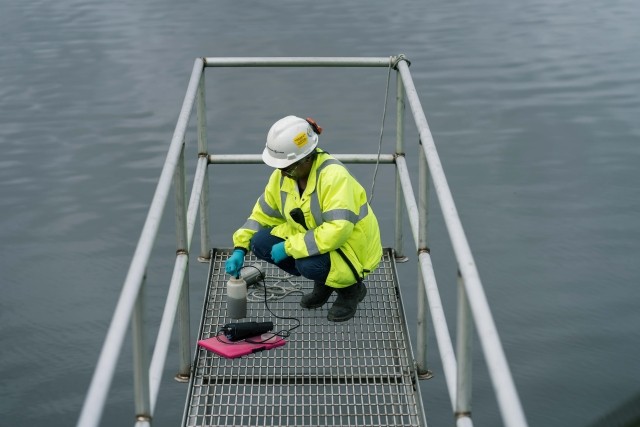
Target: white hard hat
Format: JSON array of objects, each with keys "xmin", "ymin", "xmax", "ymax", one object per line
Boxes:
[{"xmin": 262, "ymin": 116, "xmax": 319, "ymax": 168}]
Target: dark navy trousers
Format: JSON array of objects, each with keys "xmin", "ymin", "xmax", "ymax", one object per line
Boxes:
[{"xmin": 250, "ymin": 228, "xmax": 330, "ymax": 283}]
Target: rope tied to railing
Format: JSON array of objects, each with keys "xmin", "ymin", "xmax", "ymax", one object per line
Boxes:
[
  {"xmin": 369, "ymin": 54, "xmax": 412, "ymax": 205},
  {"xmin": 391, "ymin": 54, "xmax": 411, "ymax": 69}
]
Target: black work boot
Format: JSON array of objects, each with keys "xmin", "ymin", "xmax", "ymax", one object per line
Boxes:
[
  {"xmin": 327, "ymin": 282, "xmax": 367, "ymax": 322},
  {"xmin": 300, "ymin": 281, "xmax": 334, "ymax": 309}
]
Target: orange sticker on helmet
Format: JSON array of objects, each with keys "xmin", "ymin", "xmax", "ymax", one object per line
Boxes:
[{"xmin": 293, "ymin": 132, "xmax": 308, "ymax": 147}]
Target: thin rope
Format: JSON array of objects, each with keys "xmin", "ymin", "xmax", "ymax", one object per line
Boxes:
[
  {"xmin": 246, "ymin": 275, "xmax": 303, "ymax": 302},
  {"xmin": 369, "ymin": 56, "xmax": 393, "ymax": 205}
]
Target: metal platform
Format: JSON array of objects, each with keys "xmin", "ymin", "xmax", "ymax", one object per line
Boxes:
[
  {"xmin": 183, "ymin": 248, "xmax": 427, "ymax": 427},
  {"xmin": 78, "ymin": 57, "xmax": 528, "ymax": 427}
]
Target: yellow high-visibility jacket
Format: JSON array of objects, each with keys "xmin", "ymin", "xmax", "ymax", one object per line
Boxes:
[{"xmin": 232, "ymin": 149, "xmax": 382, "ymax": 288}]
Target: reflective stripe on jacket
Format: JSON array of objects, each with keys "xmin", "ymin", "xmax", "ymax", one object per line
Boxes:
[{"xmin": 232, "ymin": 149, "xmax": 382, "ymax": 288}]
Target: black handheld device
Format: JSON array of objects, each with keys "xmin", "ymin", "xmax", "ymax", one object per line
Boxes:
[{"xmin": 222, "ymin": 321, "xmax": 274, "ymax": 342}]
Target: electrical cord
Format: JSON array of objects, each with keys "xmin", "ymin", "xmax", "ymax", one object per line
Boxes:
[
  {"xmin": 216, "ymin": 265, "xmax": 302, "ymax": 344},
  {"xmin": 251, "ymin": 267, "xmax": 302, "ymax": 339}
]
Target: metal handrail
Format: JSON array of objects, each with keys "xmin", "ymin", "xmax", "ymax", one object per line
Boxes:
[
  {"xmin": 76, "ymin": 58, "xmax": 205, "ymax": 427},
  {"xmin": 397, "ymin": 60, "xmax": 529, "ymax": 427},
  {"xmin": 77, "ymin": 56, "xmax": 528, "ymax": 427}
]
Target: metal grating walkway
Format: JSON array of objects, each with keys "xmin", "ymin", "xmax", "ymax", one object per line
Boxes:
[{"xmin": 182, "ymin": 248, "xmax": 427, "ymax": 427}]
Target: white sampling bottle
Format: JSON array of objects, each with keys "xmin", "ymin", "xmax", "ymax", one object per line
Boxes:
[{"xmin": 226, "ymin": 276, "xmax": 247, "ymax": 319}]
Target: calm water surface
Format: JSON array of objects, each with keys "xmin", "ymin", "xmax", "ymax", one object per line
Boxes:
[{"xmin": 1, "ymin": 1, "xmax": 639, "ymax": 426}]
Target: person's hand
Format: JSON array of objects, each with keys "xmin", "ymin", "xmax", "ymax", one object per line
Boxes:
[
  {"xmin": 271, "ymin": 242, "xmax": 288, "ymax": 263},
  {"xmin": 225, "ymin": 249, "xmax": 245, "ymax": 277}
]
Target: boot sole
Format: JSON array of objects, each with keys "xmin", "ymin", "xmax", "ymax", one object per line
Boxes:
[{"xmin": 300, "ymin": 298, "xmax": 331, "ymax": 309}]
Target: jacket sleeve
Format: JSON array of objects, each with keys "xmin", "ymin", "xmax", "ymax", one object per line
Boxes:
[
  {"xmin": 285, "ymin": 166, "xmax": 358, "ymax": 258},
  {"xmin": 232, "ymin": 171, "xmax": 285, "ymax": 251}
]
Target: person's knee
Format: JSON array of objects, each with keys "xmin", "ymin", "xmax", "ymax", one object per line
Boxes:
[
  {"xmin": 296, "ymin": 254, "xmax": 330, "ymax": 282},
  {"xmin": 250, "ymin": 229, "xmax": 277, "ymax": 260}
]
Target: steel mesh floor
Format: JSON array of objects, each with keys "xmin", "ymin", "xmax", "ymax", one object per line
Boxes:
[{"xmin": 183, "ymin": 248, "xmax": 425, "ymax": 427}]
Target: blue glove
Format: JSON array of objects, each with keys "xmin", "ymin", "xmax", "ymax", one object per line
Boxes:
[
  {"xmin": 271, "ymin": 241, "xmax": 288, "ymax": 263},
  {"xmin": 225, "ymin": 249, "xmax": 245, "ymax": 277}
]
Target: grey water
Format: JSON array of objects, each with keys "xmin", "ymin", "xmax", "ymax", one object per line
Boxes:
[{"xmin": 1, "ymin": 1, "xmax": 639, "ymax": 426}]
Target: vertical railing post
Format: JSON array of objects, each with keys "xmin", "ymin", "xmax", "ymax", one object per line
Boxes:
[
  {"xmin": 132, "ymin": 272, "xmax": 151, "ymax": 421},
  {"xmin": 394, "ymin": 69, "xmax": 408, "ymax": 263},
  {"xmin": 196, "ymin": 69, "xmax": 210, "ymax": 262},
  {"xmin": 175, "ymin": 264, "xmax": 191, "ymax": 381},
  {"xmin": 416, "ymin": 140, "xmax": 431, "ymax": 377},
  {"xmin": 456, "ymin": 269, "xmax": 473, "ymax": 418},
  {"xmin": 174, "ymin": 142, "xmax": 191, "ymax": 380}
]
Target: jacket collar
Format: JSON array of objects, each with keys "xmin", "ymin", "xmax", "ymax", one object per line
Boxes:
[{"xmin": 280, "ymin": 149, "xmax": 326, "ymax": 196}]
